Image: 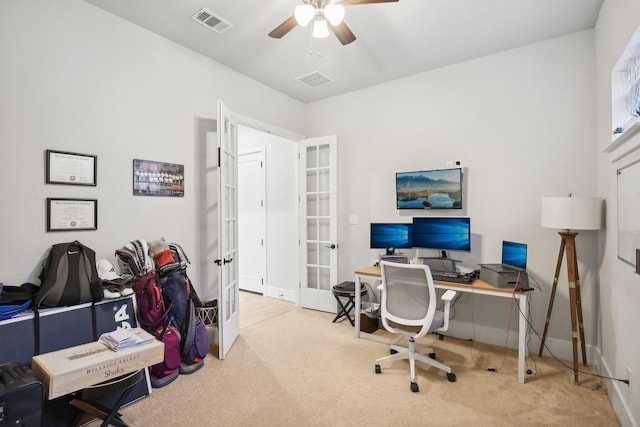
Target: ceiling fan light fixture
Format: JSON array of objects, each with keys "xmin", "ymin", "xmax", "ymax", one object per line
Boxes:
[
  {"xmin": 324, "ymin": 4, "xmax": 345, "ymax": 26},
  {"xmin": 294, "ymin": 4, "xmax": 315, "ymax": 27},
  {"xmin": 312, "ymin": 17, "xmax": 330, "ymax": 38}
]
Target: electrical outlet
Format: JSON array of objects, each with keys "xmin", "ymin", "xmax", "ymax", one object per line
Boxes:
[{"xmin": 627, "ymin": 366, "xmax": 632, "ymax": 389}]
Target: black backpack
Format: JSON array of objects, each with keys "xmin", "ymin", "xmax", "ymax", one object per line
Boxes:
[{"xmin": 35, "ymin": 240, "xmax": 104, "ymax": 308}]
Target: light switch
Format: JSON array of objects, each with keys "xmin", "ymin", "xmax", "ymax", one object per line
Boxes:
[{"xmin": 349, "ymin": 214, "xmax": 358, "ymax": 225}]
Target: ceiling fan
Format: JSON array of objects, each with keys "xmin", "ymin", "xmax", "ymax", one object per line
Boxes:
[{"xmin": 268, "ymin": 0, "xmax": 399, "ymax": 46}]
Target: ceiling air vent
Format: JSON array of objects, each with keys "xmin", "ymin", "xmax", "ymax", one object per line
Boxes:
[
  {"xmin": 295, "ymin": 71, "xmax": 334, "ymax": 89},
  {"xmin": 190, "ymin": 8, "xmax": 233, "ymax": 34}
]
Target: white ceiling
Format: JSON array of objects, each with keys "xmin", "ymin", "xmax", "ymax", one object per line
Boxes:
[{"xmin": 83, "ymin": 0, "xmax": 603, "ymax": 104}]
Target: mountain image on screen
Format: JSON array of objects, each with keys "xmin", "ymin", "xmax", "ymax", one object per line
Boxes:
[{"xmin": 396, "ymin": 168, "xmax": 462, "ymax": 209}]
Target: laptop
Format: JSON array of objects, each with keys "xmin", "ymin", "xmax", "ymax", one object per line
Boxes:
[
  {"xmin": 482, "ymin": 240, "xmax": 527, "ymax": 272},
  {"xmin": 480, "ymin": 241, "xmax": 529, "ymax": 289}
]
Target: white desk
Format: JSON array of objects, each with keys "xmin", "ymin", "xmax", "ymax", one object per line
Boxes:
[{"xmin": 354, "ymin": 265, "xmax": 529, "ymax": 384}]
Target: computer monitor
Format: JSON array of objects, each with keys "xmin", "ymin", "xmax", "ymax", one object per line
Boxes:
[
  {"xmin": 369, "ymin": 223, "xmax": 413, "ymax": 249},
  {"xmin": 412, "ymin": 217, "xmax": 471, "ymax": 253},
  {"xmin": 501, "ymin": 240, "xmax": 527, "ymax": 270}
]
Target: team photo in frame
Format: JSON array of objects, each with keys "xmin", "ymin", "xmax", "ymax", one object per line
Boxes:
[{"xmin": 133, "ymin": 159, "xmax": 184, "ymax": 197}]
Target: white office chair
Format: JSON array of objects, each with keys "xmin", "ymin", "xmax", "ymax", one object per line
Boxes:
[{"xmin": 375, "ymin": 261, "xmax": 457, "ymax": 392}]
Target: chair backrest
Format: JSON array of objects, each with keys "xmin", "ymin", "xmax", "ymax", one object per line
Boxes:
[{"xmin": 379, "ymin": 261, "xmax": 437, "ymax": 338}]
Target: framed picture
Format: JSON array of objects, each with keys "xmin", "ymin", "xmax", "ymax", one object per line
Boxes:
[
  {"xmin": 46, "ymin": 150, "xmax": 97, "ymax": 186},
  {"xmin": 46, "ymin": 198, "xmax": 98, "ymax": 232},
  {"xmin": 133, "ymin": 159, "xmax": 184, "ymax": 197}
]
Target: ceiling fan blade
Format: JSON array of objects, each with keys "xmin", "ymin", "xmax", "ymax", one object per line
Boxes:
[
  {"xmin": 330, "ymin": 21, "xmax": 357, "ymax": 46},
  {"xmin": 338, "ymin": 0, "xmax": 399, "ymax": 5},
  {"xmin": 268, "ymin": 16, "xmax": 298, "ymax": 39}
]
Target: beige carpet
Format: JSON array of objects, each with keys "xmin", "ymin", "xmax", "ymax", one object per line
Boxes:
[{"xmin": 120, "ymin": 292, "xmax": 619, "ymax": 426}]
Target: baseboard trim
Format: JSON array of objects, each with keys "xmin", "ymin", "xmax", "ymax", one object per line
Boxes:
[
  {"xmin": 264, "ymin": 286, "xmax": 296, "ymax": 303},
  {"xmin": 595, "ymin": 348, "xmax": 637, "ymax": 427}
]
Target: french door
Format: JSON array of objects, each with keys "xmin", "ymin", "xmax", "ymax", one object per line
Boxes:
[
  {"xmin": 217, "ymin": 101, "xmax": 239, "ymax": 360},
  {"xmin": 299, "ymin": 135, "xmax": 338, "ymax": 312}
]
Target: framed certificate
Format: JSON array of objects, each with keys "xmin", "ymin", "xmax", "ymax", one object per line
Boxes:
[
  {"xmin": 46, "ymin": 198, "xmax": 98, "ymax": 232},
  {"xmin": 46, "ymin": 150, "xmax": 97, "ymax": 186}
]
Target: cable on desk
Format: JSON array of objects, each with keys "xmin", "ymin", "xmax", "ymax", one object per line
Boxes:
[
  {"xmin": 526, "ymin": 273, "xmax": 543, "ymax": 292},
  {"xmin": 524, "ymin": 292, "xmax": 538, "ymax": 375},
  {"xmin": 510, "ymin": 289, "xmax": 629, "ymax": 385},
  {"xmin": 467, "ymin": 285, "xmax": 483, "ymax": 366},
  {"xmin": 487, "ymin": 273, "xmax": 521, "ymax": 373}
]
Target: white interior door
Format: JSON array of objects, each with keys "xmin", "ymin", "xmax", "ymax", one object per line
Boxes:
[
  {"xmin": 239, "ymin": 149, "xmax": 266, "ymax": 294},
  {"xmin": 217, "ymin": 100, "xmax": 239, "ymax": 360},
  {"xmin": 299, "ymin": 135, "xmax": 338, "ymax": 312}
]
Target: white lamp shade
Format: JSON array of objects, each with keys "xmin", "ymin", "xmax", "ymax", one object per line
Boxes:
[
  {"xmin": 312, "ymin": 18, "xmax": 330, "ymax": 38},
  {"xmin": 541, "ymin": 196, "xmax": 602, "ymax": 230},
  {"xmin": 295, "ymin": 4, "xmax": 315, "ymax": 27},
  {"xmin": 324, "ymin": 4, "xmax": 345, "ymax": 26}
]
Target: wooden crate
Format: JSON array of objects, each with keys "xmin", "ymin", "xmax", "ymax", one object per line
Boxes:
[{"xmin": 32, "ymin": 339, "xmax": 163, "ymax": 399}]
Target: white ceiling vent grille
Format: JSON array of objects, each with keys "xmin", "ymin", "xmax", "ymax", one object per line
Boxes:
[
  {"xmin": 190, "ymin": 8, "xmax": 233, "ymax": 34},
  {"xmin": 295, "ymin": 71, "xmax": 334, "ymax": 89}
]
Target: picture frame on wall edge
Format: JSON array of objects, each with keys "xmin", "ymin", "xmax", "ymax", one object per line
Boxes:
[
  {"xmin": 45, "ymin": 149, "xmax": 97, "ymax": 186},
  {"xmin": 46, "ymin": 198, "xmax": 98, "ymax": 232},
  {"xmin": 132, "ymin": 159, "xmax": 184, "ymax": 197}
]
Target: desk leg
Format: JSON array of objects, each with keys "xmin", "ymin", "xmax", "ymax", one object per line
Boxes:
[
  {"xmin": 518, "ymin": 292, "xmax": 528, "ymax": 384},
  {"xmin": 354, "ymin": 275, "xmax": 361, "ymax": 338}
]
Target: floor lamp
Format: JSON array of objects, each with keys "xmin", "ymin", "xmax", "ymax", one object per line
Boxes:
[{"xmin": 538, "ymin": 195, "xmax": 602, "ymax": 384}]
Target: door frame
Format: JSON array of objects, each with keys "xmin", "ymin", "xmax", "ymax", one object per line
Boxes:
[
  {"xmin": 236, "ymin": 115, "xmax": 303, "ymax": 305},
  {"xmin": 238, "ymin": 147, "xmax": 267, "ymax": 295}
]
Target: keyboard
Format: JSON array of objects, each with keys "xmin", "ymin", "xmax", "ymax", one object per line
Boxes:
[
  {"xmin": 432, "ymin": 271, "xmax": 475, "ymax": 284},
  {"xmin": 431, "ymin": 270, "xmax": 459, "ymax": 278}
]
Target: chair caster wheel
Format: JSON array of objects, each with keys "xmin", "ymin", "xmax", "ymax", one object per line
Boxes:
[
  {"xmin": 375, "ymin": 364, "xmax": 381, "ymax": 374},
  {"xmin": 410, "ymin": 382, "xmax": 419, "ymax": 392},
  {"xmin": 447, "ymin": 372, "xmax": 457, "ymax": 382},
  {"xmin": 428, "ymin": 352, "xmax": 436, "ymax": 359}
]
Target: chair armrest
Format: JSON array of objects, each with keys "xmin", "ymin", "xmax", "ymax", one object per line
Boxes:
[
  {"xmin": 441, "ymin": 290, "xmax": 457, "ymax": 302},
  {"xmin": 436, "ymin": 290, "xmax": 457, "ymax": 333}
]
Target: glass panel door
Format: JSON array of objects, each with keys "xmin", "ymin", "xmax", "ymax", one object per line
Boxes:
[{"xmin": 299, "ymin": 136, "xmax": 337, "ymax": 312}]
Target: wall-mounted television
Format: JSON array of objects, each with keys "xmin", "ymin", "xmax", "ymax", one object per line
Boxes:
[
  {"xmin": 412, "ymin": 217, "xmax": 471, "ymax": 253},
  {"xmin": 370, "ymin": 223, "xmax": 413, "ymax": 249},
  {"xmin": 396, "ymin": 167, "xmax": 463, "ymax": 209}
]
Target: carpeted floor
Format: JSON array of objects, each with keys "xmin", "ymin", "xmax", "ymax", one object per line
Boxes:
[{"xmin": 119, "ymin": 291, "xmax": 619, "ymax": 426}]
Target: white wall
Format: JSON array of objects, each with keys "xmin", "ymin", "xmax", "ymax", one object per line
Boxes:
[
  {"xmin": 1, "ymin": 0, "xmax": 636, "ymax": 424},
  {"xmin": 0, "ymin": 0, "xmax": 305, "ymax": 301},
  {"xmin": 238, "ymin": 126, "xmax": 299, "ymax": 302},
  {"xmin": 306, "ymin": 31, "xmax": 599, "ymax": 356},
  {"xmin": 594, "ymin": 1, "xmax": 640, "ymax": 425}
]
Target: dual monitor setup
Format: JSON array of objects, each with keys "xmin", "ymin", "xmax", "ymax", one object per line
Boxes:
[
  {"xmin": 370, "ymin": 217, "xmax": 471, "ymax": 256},
  {"xmin": 370, "ymin": 218, "xmax": 528, "ymax": 288}
]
